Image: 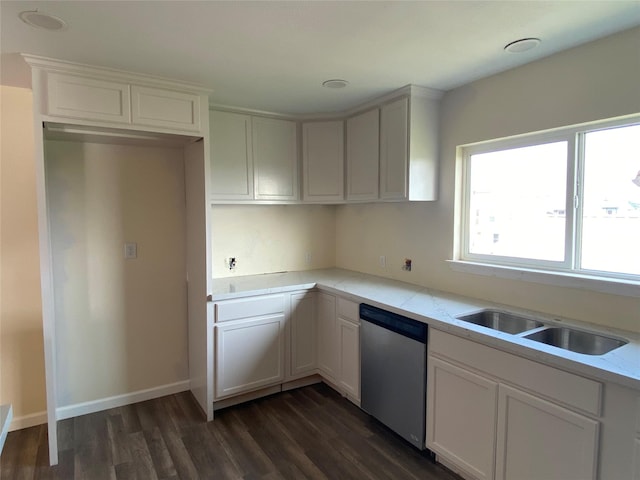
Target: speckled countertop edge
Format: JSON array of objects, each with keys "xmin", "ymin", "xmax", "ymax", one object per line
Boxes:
[{"xmin": 211, "ymin": 268, "xmax": 640, "ymax": 391}]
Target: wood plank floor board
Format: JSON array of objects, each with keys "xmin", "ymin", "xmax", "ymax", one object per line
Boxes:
[
  {"xmin": 181, "ymin": 423, "xmax": 240, "ymax": 479},
  {"xmin": 246, "ymin": 404, "xmax": 329, "ymax": 480},
  {"xmin": 106, "ymin": 414, "xmax": 132, "ymax": 467},
  {"xmin": 215, "ymin": 409, "xmax": 280, "ymax": 478},
  {"xmin": 142, "ymin": 427, "xmax": 176, "ymax": 479},
  {"xmin": 156, "ymin": 427, "xmax": 199, "ymax": 480},
  {"xmin": 0, "ymin": 383, "xmax": 461, "ymax": 480},
  {"xmin": 127, "ymin": 431, "xmax": 160, "ymax": 480}
]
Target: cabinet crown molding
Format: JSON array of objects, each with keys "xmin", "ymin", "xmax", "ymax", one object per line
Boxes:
[
  {"xmin": 21, "ymin": 53, "xmax": 212, "ymax": 94},
  {"xmin": 209, "ymin": 83, "xmax": 444, "ymax": 120}
]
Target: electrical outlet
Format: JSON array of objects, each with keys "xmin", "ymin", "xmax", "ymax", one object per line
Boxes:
[
  {"xmin": 305, "ymin": 252, "xmax": 312, "ymax": 265},
  {"xmin": 227, "ymin": 257, "xmax": 237, "ymax": 270},
  {"xmin": 379, "ymin": 255, "xmax": 386, "ymax": 268}
]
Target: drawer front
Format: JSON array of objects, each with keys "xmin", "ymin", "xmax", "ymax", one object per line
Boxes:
[
  {"xmin": 430, "ymin": 329, "xmax": 602, "ymax": 416},
  {"xmin": 47, "ymin": 72, "xmax": 130, "ymax": 124},
  {"xmin": 337, "ymin": 297, "xmax": 359, "ymax": 323},
  {"xmin": 131, "ymin": 85, "xmax": 201, "ymax": 132},
  {"xmin": 215, "ymin": 294, "xmax": 285, "ymax": 323}
]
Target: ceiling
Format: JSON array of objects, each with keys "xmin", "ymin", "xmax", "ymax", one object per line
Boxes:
[{"xmin": 2, "ymin": 1, "xmax": 639, "ymax": 115}]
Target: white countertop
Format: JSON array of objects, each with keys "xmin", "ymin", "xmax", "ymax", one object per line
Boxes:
[{"xmin": 211, "ymin": 268, "xmax": 640, "ymax": 390}]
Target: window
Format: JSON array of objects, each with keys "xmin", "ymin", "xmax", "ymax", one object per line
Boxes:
[{"xmin": 461, "ymin": 117, "xmax": 640, "ymax": 282}]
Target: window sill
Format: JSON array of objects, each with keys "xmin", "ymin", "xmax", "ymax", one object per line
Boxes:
[{"xmin": 447, "ymin": 260, "xmax": 640, "ymax": 298}]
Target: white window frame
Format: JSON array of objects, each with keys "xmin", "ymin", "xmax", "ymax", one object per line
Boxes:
[{"xmin": 456, "ymin": 115, "xmax": 640, "ymax": 296}]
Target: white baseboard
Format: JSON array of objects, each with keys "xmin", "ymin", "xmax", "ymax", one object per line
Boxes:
[
  {"xmin": 9, "ymin": 410, "xmax": 47, "ymax": 432},
  {"xmin": 56, "ymin": 380, "xmax": 190, "ymax": 420}
]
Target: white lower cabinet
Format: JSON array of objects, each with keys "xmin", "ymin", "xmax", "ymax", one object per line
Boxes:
[
  {"xmin": 316, "ymin": 292, "xmax": 360, "ymax": 402},
  {"xmin": 428, "ymin": 329, "xmax": 600, "ymax": 480},
  {"xmin": 212, "ymin": 290, "xmax": 360, "ymax": 406},
  {"xmin": 215, "ymin": 313, "xmax": 285, "ymax": 399},
  {"xmin": 428, "ymin": 357, "xmax": 497, "ymax": 480},
  {"xmin": 316, "ymin": 292, "xmax": 339, "ymax": 379},
  {"xmin": 337, "ymin": 312, "xmax": 360, "ymax": 401},
  {"xmin": 495, "ymin": 384, "xmax": 598, "ymax": 480},
  {"xmin": 289, "ymin": 292, "xmax": 317, "ymax": 377}
]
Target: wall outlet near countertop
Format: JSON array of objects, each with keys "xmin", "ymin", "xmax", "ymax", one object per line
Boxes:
[
  {"xmin": 226, "ymin": 257, "xmax": 237, "ymax": 271},
  {"xmin": 379, "ymin": 255, "xmax": 386, "ymax": 268}
]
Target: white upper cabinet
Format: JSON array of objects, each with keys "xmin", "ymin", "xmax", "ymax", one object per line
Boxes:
[
  {"xmin": 346, "ymin": 108, "xmax": 379, "ymax": 202},
  {"xmin": 380, "ymin": 88, "xmax": 441, "ymax": 201},
  {"xmin": 380, "ymin": 97, "xmax": 409, "ymax": 200},
  {"xmin": 208, "ymin": 85, "xmax": 441, "ymax": 204},
  {"xmin": 210, "ymin": 111, "xmax": 253, "ymax": 200},
  {"xmin": 131, "ymin": 85, "xmax": 201, "ymax": 132},
  {"xmin": 46, "ymin": 72, "xmax": 131, "ymax": 124},
  {"xmin": 209, "ymin": 112, "xmax": 299, "ymax": 202},
  {"xmin": 252, "ymin": 116, "xmax": 299, "ymax": 202},
  {"xmin": 302, "ymin": 120, "xmax": 344, "ymax": 203},
  {"xmin": 35, "ymin": 57, "xmax": 208, "ymax": 135}
]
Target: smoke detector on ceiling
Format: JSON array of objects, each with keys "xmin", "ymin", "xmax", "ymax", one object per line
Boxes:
[
  {"xmin": 504, "ymin": 38, "xmax": 541, "ymax": 53},
  {"xmin": 18, "ymin": 10, "xmax": 67, "ymax": 31}
]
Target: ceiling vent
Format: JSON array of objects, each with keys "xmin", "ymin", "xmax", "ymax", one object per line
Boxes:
[
  {"xmin": 19, "ymin": 10, "xmax": 67, "ymax": 31},
  {"xmin": 504, "ymin": 38, "xmax": 541, "ymax": 53},
  {"xmin": 322, "ymin": 79, "xmax": 349, "ymax": 89}
]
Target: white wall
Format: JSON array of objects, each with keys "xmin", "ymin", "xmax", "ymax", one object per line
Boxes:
[
  {"xmin": 46, "ymin": 140, "xmax": 189, "ymax": 406},
  {"xmin": 211, "ymin": 204, "xmax": 336, "ymax": 277},
  {"xmin": 336, "ymin": 27, "xmax": 640, "ymax": 333},
  {"xmin": 0, "ymin": 85, "xmax": 47, "ymax": 427}
]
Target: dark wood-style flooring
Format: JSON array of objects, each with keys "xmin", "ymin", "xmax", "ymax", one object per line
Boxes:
[{"xmin": 0, "ymin": 383, "xmax": 461, "ymax": 480}]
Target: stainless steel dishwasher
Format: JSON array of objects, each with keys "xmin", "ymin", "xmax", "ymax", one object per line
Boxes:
[{"xmin": 360, "ymin": 303, "xmax": 428, "ymax": 450}]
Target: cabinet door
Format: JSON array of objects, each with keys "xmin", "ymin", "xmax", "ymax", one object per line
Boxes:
[
  {"xmin": 215, "ymin": 314, "xmax": 285, "ymax": 398},
  {"xmin": 209, "ymin": 111, "xmax": 254, "ymax": 200},
  {"xmin": 380, "ymin": 97, "xmax": 409, "ymax": 201},
  {"xmin": 46, "ymin": 72, "xmax": 131, "ymax": 124},
  {"xmin": 427, "ymin": 357, "xmax": 498, "ymax": 480},
  {"xmin": 290, "ymin": 292, "xmax": 316, "ymax": 377},
  {"xmin": 346, "ymin": 109, "xmax": 379, "ymax": 201},
  {"xmin": 495, "ymin": 384, "xmax": 599, "ymax": 480},
  {"xmin": 131, "ymin": 85, "xmax": 201, "ymax": 132},
  {"xmin": 316, "ymin": 292, "xmax": 338, "ymax": 379},
  {"xmin": 302, "ymin": 121, "xmax": 344, "ymax": 202},
  {"xmin": 252, "ymin": 117, "xmax": 298, "ymax": 201},
  {"xmin": 337, "ymin": 317, "xmax": 360, "ymax": 401}
]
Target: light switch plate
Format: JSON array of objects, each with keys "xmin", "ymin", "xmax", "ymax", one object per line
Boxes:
[{"xmin": 124, "ymin": 242, "xmax": 137, "ymax": 259}]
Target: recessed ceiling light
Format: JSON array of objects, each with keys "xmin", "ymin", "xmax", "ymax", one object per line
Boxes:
[
  {"xmin": 504, "ymin": 38, "xmax": 541, "ymax": 53},
  {"xmin": 322, "ymin": 79, "xmax": 349, "ymax": 89},
  {"xmin": 19, "ymin": 10, "xmax": 67, "ymax": 31}
]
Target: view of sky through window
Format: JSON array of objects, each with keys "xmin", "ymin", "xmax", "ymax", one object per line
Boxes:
[
  {"xmin": 581, "ymin": 124, "xmax": 640, "ymax": 275},
  {"xmin": 468, "ymin": 142, "xmax": 568, "ymax": 262}
]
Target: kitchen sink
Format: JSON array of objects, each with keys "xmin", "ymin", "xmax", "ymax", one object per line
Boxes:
[
  {"xmin": 457, "ymin": 310, "xmax": 544, "ymax": 335},
  {"xmin": 524, "ymin": 327, "xmax": 627, "ymax": 355}
]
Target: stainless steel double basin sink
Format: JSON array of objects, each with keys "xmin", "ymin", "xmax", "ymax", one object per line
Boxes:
[{"xmin": 457, "ymin": 310, "xmax": 627, "ymax": 355}]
